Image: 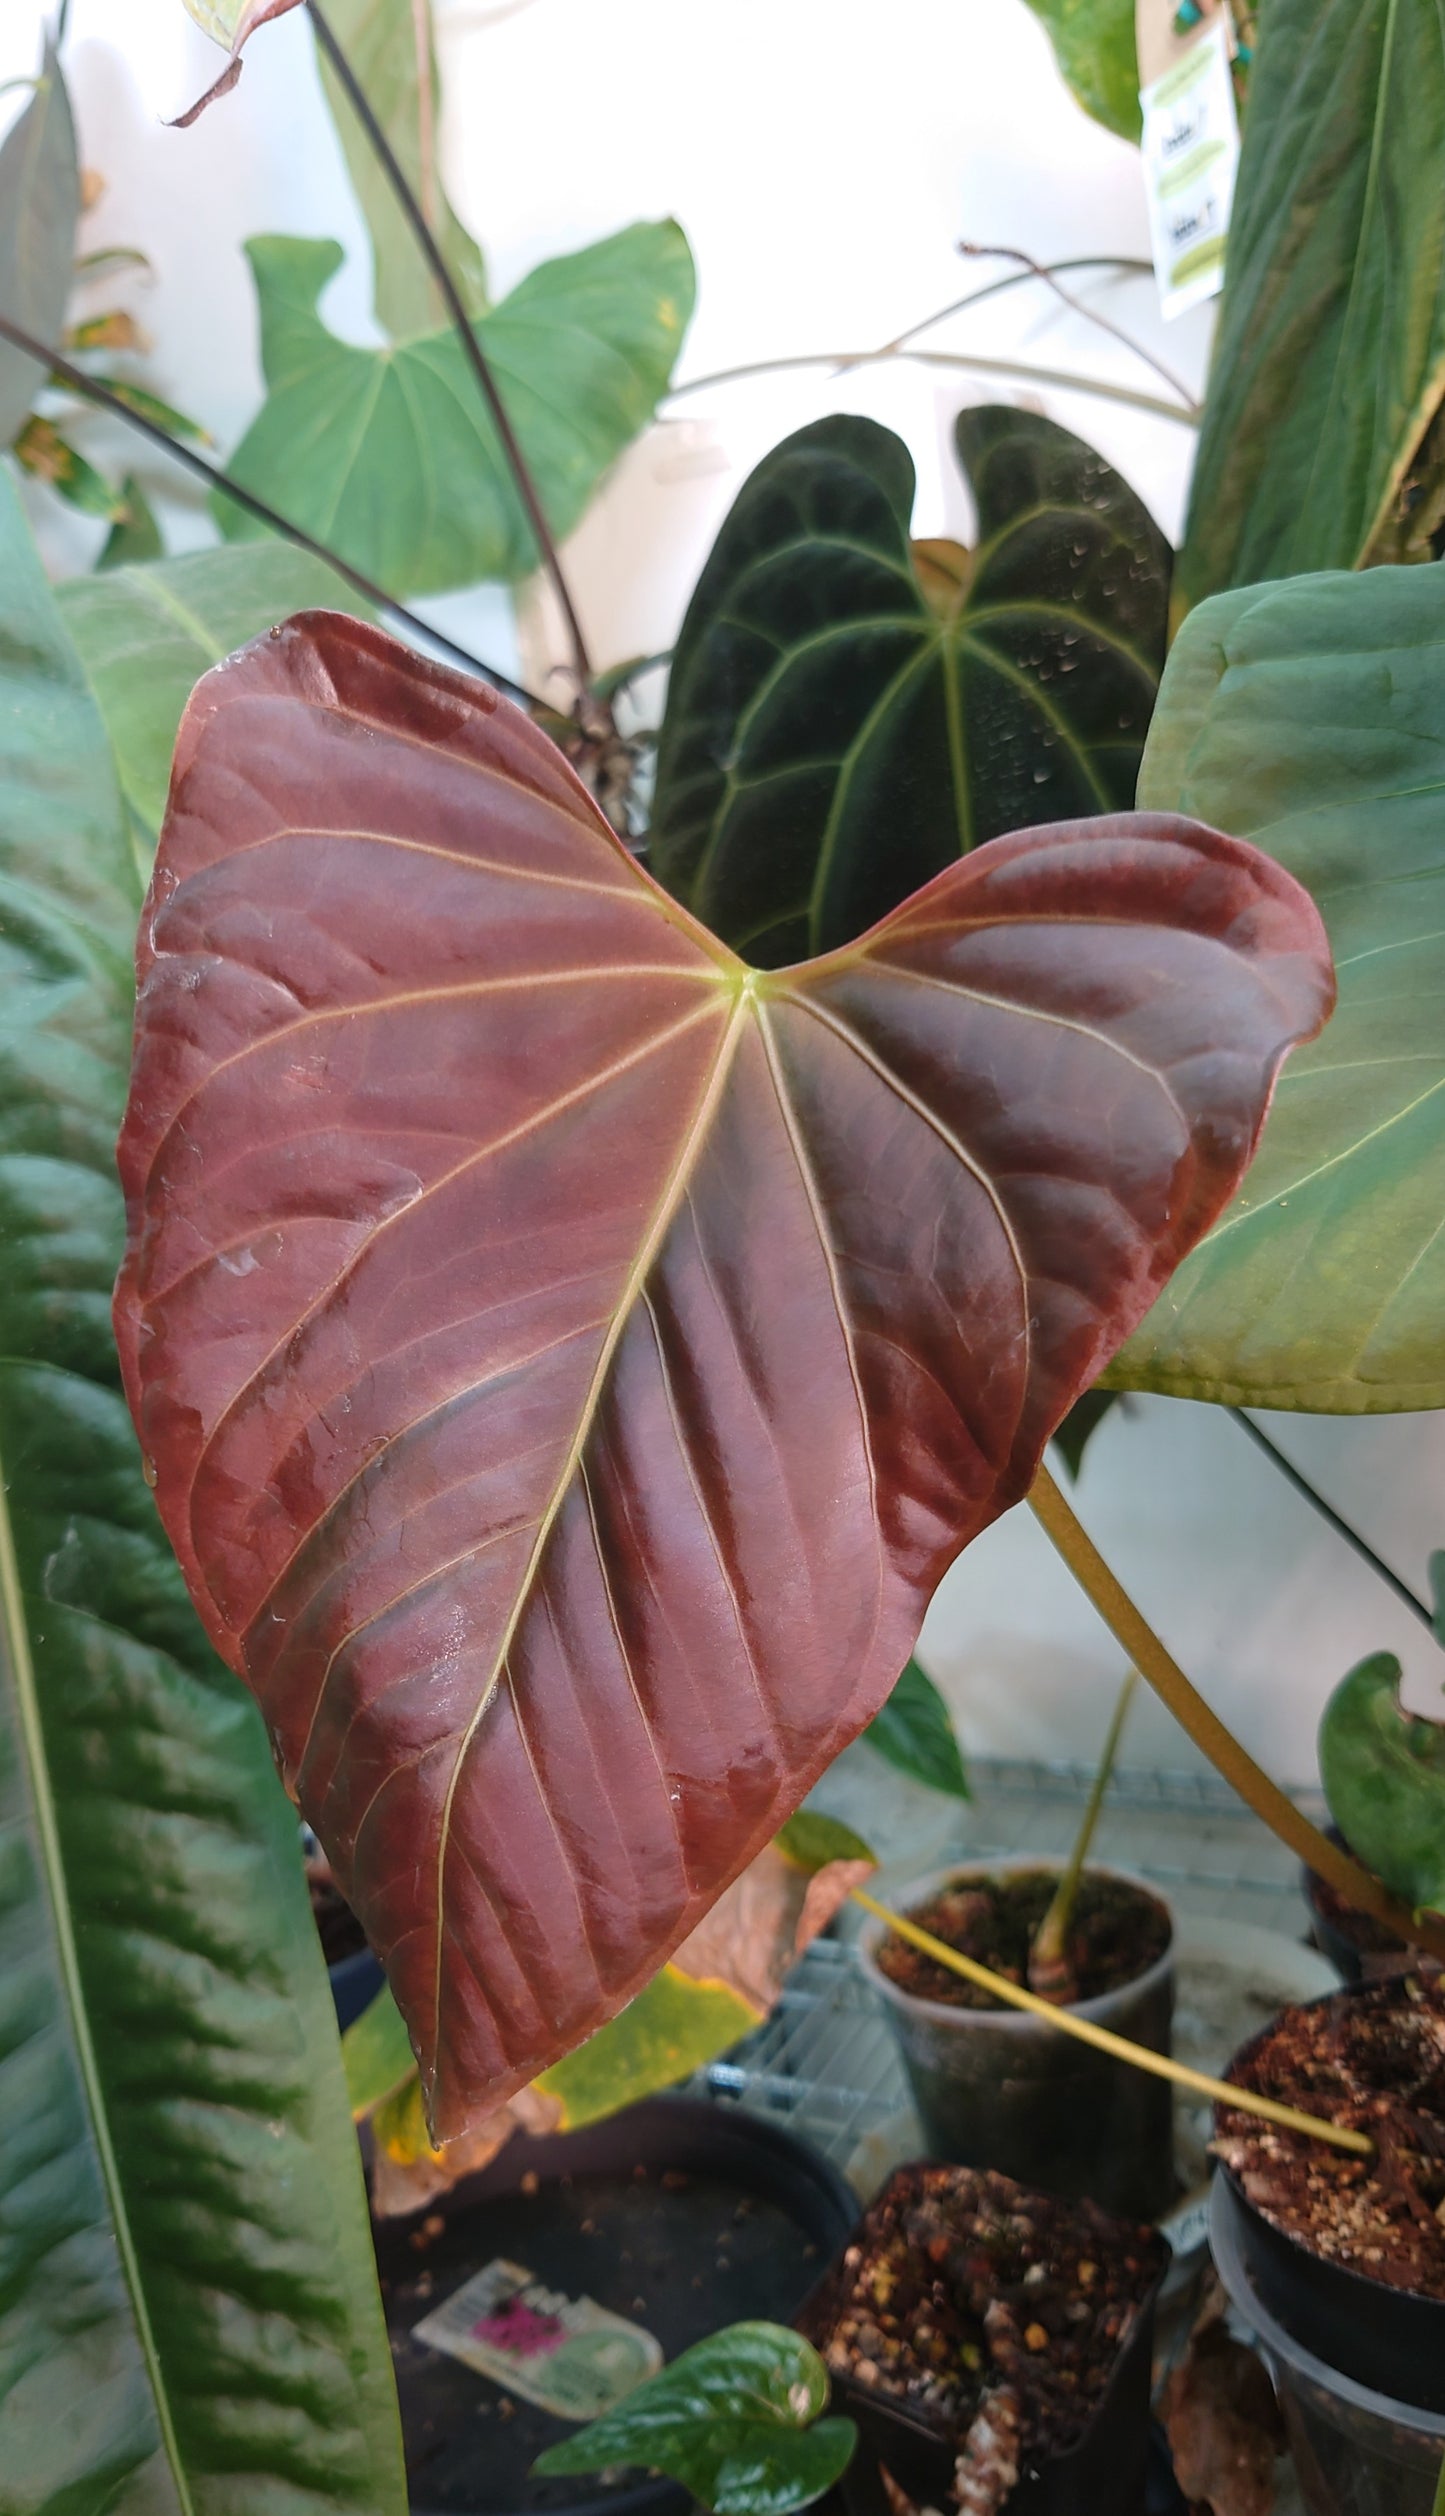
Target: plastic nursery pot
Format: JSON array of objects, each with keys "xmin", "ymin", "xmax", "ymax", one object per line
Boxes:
[
  {"xmin": 858, "ymin": 1858, "xmax": 1176, "ymax": 2221},
  {"xmin": 1301, "ymin": 1825, "xmax": 1411, "ymax": 1985},
  {"xmin": 796, "ymin": 2161, "xmax": 1171, "ymax": 2516},
  {"xmin": 1211, "ymin": 2174, "xmax": 1445, "ymax": 2516},
  {"xmin": 372, "ymin": 2091, "xmax": 859, "ymax": 2516}
]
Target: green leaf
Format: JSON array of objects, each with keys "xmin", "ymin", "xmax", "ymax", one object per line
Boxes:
[
  {"xmin": 314, "ymin": 0, "xmax": 490, "ymax": 340},
  {"xmin": 774, "ymin": 1810, "xmax": 878, "ymax": 1873},
  {"xmin": 12, "ymin": 412, "xmax": 126, "ymax": 519},
  {"xmin": 0, "ymin": 467, "xmax": 407, "ymax": 2510},
  {"xmin": 343, "ymin": 1982, "xmax": 418, "ymax": 2118},
  {"xmin": 862, "ymin": 1660, "xmax": 969, "ymax": 1800},
  {"xmin": 56, "ymin": 538, "xmax": 374, "ymax": 851},
  {"xmin": 1318, "ymin": 1654, "xmax": 1445, "ymax": 1918},
  {"xmin": 99, "ymin": 473, "xmax": 164, "ymax": 568},
  {"xmin": 648, "ymin": 408, "xmax": 1170, "ymax": 962},
  {"xmin": 1430, "ymin": 1550, "xmax": 1445, "ymax": 1645},
  {"xmin": 535, "ymin": 1964, "xmax": 761, "ymax": 2131},
  {"xmin": 1176, "ymin": 0, "xmax": 1445, "ymax": 613},
  {"xmin": 534, "ymin": 2323, "xmax": 856, "ymax": 2516},
  {"xmin": 1116, "ymin": 562, "xmax": 1445, "ymax": 1409},
  {"xmin": 1021, "ymin": 0, "xmax": 1141, "ymax": 142},
  {"xmin": 1051, "ymin": 1386, "xmax": 1120, "ymax": 1481},
  {"xmin": 218, "ymin": 223, "xmax": 695, "ymax": 596},
  {"xmin": 0, "ymin": 38, "xmax": 78, "ymax": 447}
]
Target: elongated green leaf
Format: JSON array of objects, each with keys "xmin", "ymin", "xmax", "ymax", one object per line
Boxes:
[
  {"xmin": 862, "ymin": 1659, "xmax": 969, "ymax": 1799},
  {"xmin": 1318, "ymin": 1655, "xmax": 1445, "ymax": 1917},
  {"xmin": 57, "ymin": 540, "xmax": 374, "ymax": 850},
  {"xmin": 99, "ymin": 473, "xmax": 165, "ymax": 569},
  {"xmin": 1022, "ymin": 0, "xmax": 1141, "ymax": 141},
  {"xmin": 0, "ymin": 470, "xmax": 406, "ymax": 2512},
  {"xmin": 218, "ymin": 223, "xmax": 695, "ymax": 595},
  {"xmin": 649, "ymin": 409, "xmax": 1170, "ymax": 962},
  {"xmin": 1050, "ymin": 1386, "xmax": 1119, "ymax": 1479},
  {"xmin": 534, "ymin": 2323, "xmax": 856, "ymax": 2516},
  {"xmin": 1116, "ymin": 563, "xmax": 1445, "ymax": 1409},
  {"xmin": 1176, "ymin": 0, "xmax": 1445, "ymax": 612},
  {"xmin": 12, "ymin": 412, "xmax": 125, "ymax": 519},
  {"xmin": 314, "ymin": 0, "xmax": 489, "ymax": 340},
  {"xmin": 0, "ymin": 39, "xmax": 79, "ymax": 447}
]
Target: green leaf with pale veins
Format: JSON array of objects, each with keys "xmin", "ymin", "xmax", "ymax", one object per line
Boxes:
[
  {"xmin": 535, "ymin": 2323, "xmax": 856, "ymax": 2516},
  {"xmin": 314, "ymin": 0, "xmax": 490, "ymax": 340},
  {"xmin": 648, "ymin": 408, "xmax": 1170, "ymax": 963},
  {"xmin": 56, "ymin": 538, "xmax": 374, "ymax": 853},
  {"xmin": 1177, "ymin": 0, "xmax": 1445, "ymax": 614},
  {"xmin": 1021, "ymin": 0, "xmax": 1141, "ymax": 142},
  {"xmin": 0, "ymin": 467, "xmax": 406, "ymax": 2512},
  {"xmin": 217, "ymin": 222, "xmax": 695, "ymax": 596},
  {"xmin": 0, "ymin": 38, "xmax": 79, "ymax": 447},
  {"xmin": 862, "ymin": 1660, "xmax": 969, "ymax": 1800},
  {"xmin": 1114, "ymin": 563, "xmax": 1445, "ymax": 1409},
  {"xmin": 1319, "ymin": 1655, "xmax": 1445, "ymax": 1918}
]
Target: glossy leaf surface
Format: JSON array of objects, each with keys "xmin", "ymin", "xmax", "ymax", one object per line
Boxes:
[
  {"xmin": 862, "ymin": 1658, "xmax": 969, "ymax": 1799},
  {"xmin": 1176, "ymin": 0, "xmax": 1445, "ymax": 613},
  {"xmin": 1021, "ymin": 0, "xmax": 1141, "ymax": 141},
  {"xmin": 1318, "ymin": 1655, "xmax": 1445, "ymax": 1919},
  {"xmin": 534, "ymin": 2322, "xmax": 855, "ymax": 2516},
  {"xmin": 117, "ymin": 612, "xmax": 1331, "ymax": 2135},
  {"xmin": 218, "ymin": 225, "xmax": 694, "ymax": 595},
  {"xmin": 1117, "ymin": 564, "xmax": 1445, "ymax": 1408},
  {"xmin": 0, "ymin": 481, "xmax": 405, "ymax": 2507},
  {"xmin": 0, "ymin": 40, "xmax": 79, "ymax": 447},
  {"xmin": 57, "ymin": 540, "xmax": 372, "ymax": 851},
  {"xmin": 314, "ymin": 0, "xmax": 489, "ymax": 339},
  {"xmin": 649, "ymin": 411, "xmax": 1170, "ymax": 964}
]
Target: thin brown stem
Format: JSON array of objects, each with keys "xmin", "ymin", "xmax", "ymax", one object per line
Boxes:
[
  {"xmin": 665, "ymin": 346, "xmax": 1197, "ymax": 428},
  {"xmin": 305, "ymin": 0, "xmax": 596, "ymax": 701},
  {"xmin": 958, "ymin": 242, "xmax": 1201, "ymax": 412},
  {"xmin": 1027, "ymin": 1461, "xmax": 1445, "ymax": 1965},
  {"xmin": 864, "ymin": 254, "xmax": 1156, "ymax": 362}
]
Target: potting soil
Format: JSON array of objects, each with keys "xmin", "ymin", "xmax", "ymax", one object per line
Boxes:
[{"xmin": 875, "ymin": 1870, "xmax": 1171, "ymax": 2010}]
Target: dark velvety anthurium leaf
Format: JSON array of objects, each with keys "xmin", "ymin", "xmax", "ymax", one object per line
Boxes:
[
  {"xmin": 1176, "ymin": 0, "xmax": 1445, "ymax": 614},
  {"xmin": 863, "ymin": 1658, "xmax": 969, "ymax": 1799},
  {"xmin": 1318, "ymin": 1655, "xmax": 1445, "ymax": 1919},
  {"xmin": 648, "ymin": 409, "xmax": 1170, "ymax": 964},
  {"xmin": 115, "ymin": 611, "xmax": 1331, "ymax": 2138},
  {"xmin": 534, "ymin": 2322, "xmax": 855, "ymax": 2516},
  {"xmin": 0, "ymin": 479, "xmax": 405, "ymax": 2505},
  {"xmin": 0, "ymin": 37, "xmax": 79, "ymax": 447},
  {"xmin": 1051, "ymin": 1386, "xmax": 1119, "ymax": 1479},
  {"xmin": 216, "ymin": 223, "xmax": 694, "ymax": 596},
  {"xmin": 1114, "ymin": 563, "xmax": 1445, "ymax": 1408}
]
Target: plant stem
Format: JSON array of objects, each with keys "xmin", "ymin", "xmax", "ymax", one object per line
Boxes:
[
  {"xmin": 1029, "ymin": 1666, "xmax": 1139, "ymax": 1995},
  {"xmin": 852, "ymin": 1887, "xmax": 1374, "ymax": 2157},
  {"xmin": 666, "ymin": 347, "xmax": 1199, "ymax": 428},
  {"xmin": 957, "ymin": 242, "xmax": 1200, "ymax": 412},
  {"xmin": 844, "ymin": 255, "xmax": 1156, "ymax": 363},
  {"xmin": 305, "ymin": 0, "xmax": 596, "ymax": 701},
  {"xmin": 0, "ymin": 314, "xmax": 542, "ymax": 708},
  {"xmin": 1027, "ymin": 1461, "xmax": 1445, "ymax": 1965},
  {"xmin": 1433, "ymin": 2450, "xmax": 1445, "ymax": 2516},
  {"xmin": 1229, "ymin": 1409, "xmax": 1435, "ymax": 1631}
]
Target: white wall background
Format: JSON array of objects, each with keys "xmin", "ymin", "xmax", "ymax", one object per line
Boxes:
[{"xmin": 7, "ymin": 0, "xmax": 1443, "ymax": 1783}]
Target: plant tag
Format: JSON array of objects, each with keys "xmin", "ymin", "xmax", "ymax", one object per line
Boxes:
[
  {"xmin": 1138, "ymin": 12, "xmax": 1240, "ymax": 320},
  {"xmin": 412, "ymin": 2257, "xmax": 663, "ymax": 2421}
]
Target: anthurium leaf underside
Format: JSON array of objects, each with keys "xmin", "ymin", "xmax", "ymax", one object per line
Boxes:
[
  {"xmin": 0, "ymin": 480, "xmax": 404, "ymax": 2505},
  {"xmin": 648, "ymin": 409, "xmax": 1170, "ymax": 965},
  {"xmin": 116, "ymin": 611, "xmax": 1331, "ymax": 2138},
  {"xmin": 1176, "ymin": 0, "xmax": 1445, "ymax": 613},
  {"xmin": 217, "ymin": 224, "xmax": 694, "ymax": 596},
  {"xmin": 0, "ymin": 38, "xmax": 79, "ymax": 447},
  {"xmin": 1318, "ymin": 1654, "xmax": 1445, "ymax": 1919},
  {"xmin": 1115, "ymin": 563, "xmax": 1445, "ymax": 1408}
]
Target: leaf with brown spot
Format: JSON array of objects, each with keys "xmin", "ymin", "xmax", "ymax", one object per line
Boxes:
[{"xmin": 115, "ymin": 611, "xmax": 1332, "ymax": 2139}]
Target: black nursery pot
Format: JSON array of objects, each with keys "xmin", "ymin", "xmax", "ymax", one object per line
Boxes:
[
  {"xmin": 796, "ymin": 2165, "xmax": 1170, "ymax": 2516},
  {"xmin": 1300, "ymin": 1826, "xmax": 1411, "ymax": 1985},
  {"xmin": 372, "ymin": 2093, "xmax": 858, "ymax": 2516}
]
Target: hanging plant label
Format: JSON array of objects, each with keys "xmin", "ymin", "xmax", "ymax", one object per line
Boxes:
[
  {"xmin": 413, "ymin": 2258, "xmax": 663, "ymax": 2419},
  {"xmin": 1137, "ymin": 6, "xmax": 1240, "ymax": 318}
]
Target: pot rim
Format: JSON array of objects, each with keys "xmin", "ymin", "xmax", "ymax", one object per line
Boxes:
[{"xmin": 856, "ymin": 1852, "xmax": 1176, "ymax": 2031}]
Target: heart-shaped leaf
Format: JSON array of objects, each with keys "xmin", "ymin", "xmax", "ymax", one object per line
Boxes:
[
  {"xmin": 0, "ymin": 38, "xmax": 79, "ymax": 447},
  {"xmin": 533, "ymin": 2322, "xmax": 855, "ymax": 2516},
  {"xmin": 1116, "ymin": 562, "xmax": 1445, "ymax": 1408},
  {"xmin": 1176, "ymin": 0, "xmax": 1445, "ymax": 611},
  {"xmin": 218, "ymin": 224, "xmax": 694, "ymax": 596},
  {"xmin": 648, "ymin": 410, "xmax": 1170, "ymax": 964},
  {"xmin": 1318, "ymin": 1654, "xmax": 1445, "ymax": 1920},
  {"xmin": 115, "ymin": 612, "xmax": 1331, "ymax": 2137}
]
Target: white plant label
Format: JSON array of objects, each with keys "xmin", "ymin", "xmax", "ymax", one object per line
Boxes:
[{"xmin": 1140, "ymin": 18, "xmax": 1241, "ymax": 320}]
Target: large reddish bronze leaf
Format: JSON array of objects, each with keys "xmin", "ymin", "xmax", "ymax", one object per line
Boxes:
[{"xmin": 115, "ymin": 613, "xmax": 1332, "ymax": 2137}]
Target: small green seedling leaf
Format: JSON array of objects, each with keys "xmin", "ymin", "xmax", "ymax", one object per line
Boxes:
[
  {"xmin": 534, "ymin": 2322, "xmax": 856, "ymax": 2516},
  {"xmin": 774, "ymin": 1811, "xmax": 876, "ymax": 1875},
  {"xmin": 1319, "ymin": 1653, "xmax": 1445, "ymax": 1919},
  {"xmin": 863, "ymin": 1659, "xmax": 969, "ymax": 1800}
]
